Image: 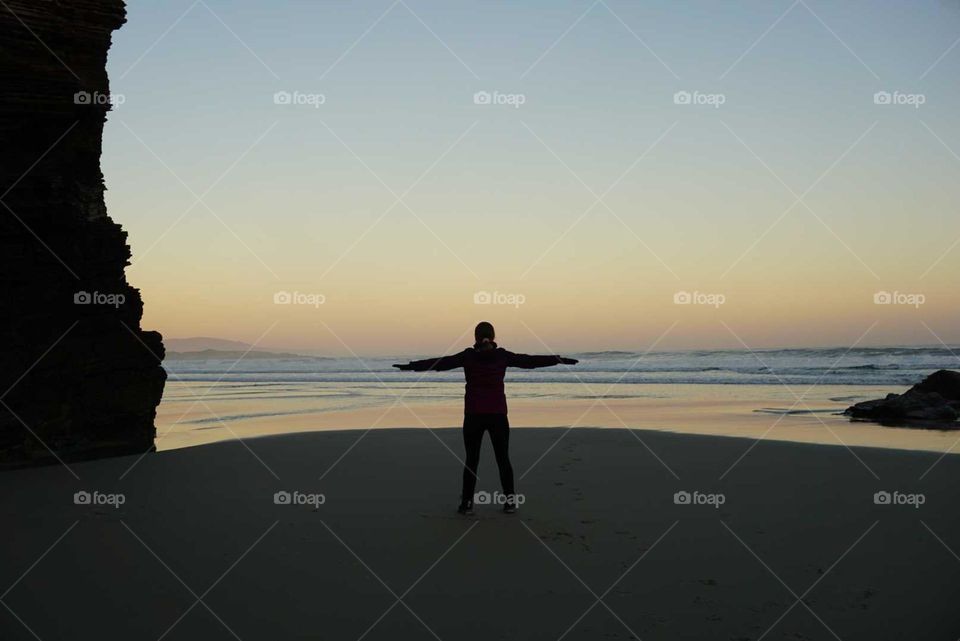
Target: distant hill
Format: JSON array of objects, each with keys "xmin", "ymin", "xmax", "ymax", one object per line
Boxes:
[
  {"xmin": 163, "ymin": 337, "xmax": 321, "ymax": 361},
  {"xmin": 165, "ymin": 348, "xmax": 321, "ymax": 361},
  {"xmin": 164, "ymin": 337, "xmax": 258, "ymax": 352}
]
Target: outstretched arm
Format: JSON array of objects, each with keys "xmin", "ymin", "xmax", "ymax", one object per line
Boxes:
[
  {"xmin": 506, "ymin": 351, "xmax": 578, "ymax": 369},
  {"xmin": 393, "ymin": 350, "xmax": 467, "ymax": 372}
]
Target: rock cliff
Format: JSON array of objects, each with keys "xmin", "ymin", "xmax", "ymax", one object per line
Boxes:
[{"xmin": 0, "ymin": 0, "xmax": 165, "ymax": 466}]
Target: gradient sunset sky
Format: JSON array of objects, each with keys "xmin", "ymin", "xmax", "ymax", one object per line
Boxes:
[{"xmin": 102, "ymin": 0, "xmax": 960, "ymax": 355}]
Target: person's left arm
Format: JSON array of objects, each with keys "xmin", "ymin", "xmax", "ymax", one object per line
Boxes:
[{"xmin": 393, "ymin": 350, "xmax": 467, "ymax": 372}]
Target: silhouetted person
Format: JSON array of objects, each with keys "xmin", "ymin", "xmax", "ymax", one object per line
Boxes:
[{"xmin": 394, "ymin": 321, "xmax": 578, "ymax": 515}]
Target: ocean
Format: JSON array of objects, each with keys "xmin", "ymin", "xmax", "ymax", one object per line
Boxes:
[
  {"xmin": 164, "ymin": 346, "xmax": 958, "ymax": 387},
  {"xmin": 156, "ymin": 347, "xmax": 960, "ymax": 452}
]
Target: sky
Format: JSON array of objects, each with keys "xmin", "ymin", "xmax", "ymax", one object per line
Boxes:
[{"xmin": 102, "ymin": 0, "xmax": 960, "ymax": 355}]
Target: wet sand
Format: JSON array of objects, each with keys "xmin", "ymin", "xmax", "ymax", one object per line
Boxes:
[{"xmin": 155, "ymin": 381, "xmax": 960, "ymax": 454}]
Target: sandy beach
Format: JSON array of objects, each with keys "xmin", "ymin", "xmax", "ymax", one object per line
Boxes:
[{"xmin": 2, "ymin": 427, "xmax": 958, "ymax": 640}]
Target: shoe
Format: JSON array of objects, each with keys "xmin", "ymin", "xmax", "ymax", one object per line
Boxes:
[
  {"xmin": 503, "ymin": 498, "xmax": 517, "ymax": 514},
  {"xmin": 457, "ymin": 500, "xmax": 475, "ymax": 516}
]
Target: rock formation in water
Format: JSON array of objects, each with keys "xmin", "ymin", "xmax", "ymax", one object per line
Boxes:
[
  {"xmin": 0, "ymin": 0, "xmax": 165, "ymax": 466},
  {"xmin": 845, "ymin": 370, "xmax": 960, "ymax": 426}
]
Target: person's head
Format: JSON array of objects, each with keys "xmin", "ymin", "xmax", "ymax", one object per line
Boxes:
[{"xmin": 474, "ymin": 321, "xmax": 495, "ymax": 345}]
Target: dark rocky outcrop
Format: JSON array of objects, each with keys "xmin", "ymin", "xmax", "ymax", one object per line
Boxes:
[
  {"xmin": 845, "ymin": 370, "xmax": 960, "ymax": 427},
  {"xmin": 0, "ymin": 1, "xmax": 165, "ymax": 466},
  {"xmin": 908, "ymin": 369, "xmax": 960, "ymax": 401}
]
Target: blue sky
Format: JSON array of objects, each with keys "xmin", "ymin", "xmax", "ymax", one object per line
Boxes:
[{"xmin": 101, "ymin": 1, "xmax": 960, "ymax": 353}]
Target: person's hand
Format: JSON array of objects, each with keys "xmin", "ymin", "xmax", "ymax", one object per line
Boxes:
[
  {"xmin": 393, "ymin": 363, "xmax": 414, "ymax": 371},
  {"xmin": 559, "ymin": 357, "xmax": 578, "ymax": 365}
]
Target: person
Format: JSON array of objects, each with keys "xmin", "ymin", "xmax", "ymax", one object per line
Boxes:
[{"xmin": 393, "ymin": 321, "xmax": 578, "ymax": 515}]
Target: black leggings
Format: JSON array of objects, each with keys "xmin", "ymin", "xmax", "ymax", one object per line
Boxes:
[{"xmin": 461, "ymin": 413, "xmax": 515, "ymax": 502}]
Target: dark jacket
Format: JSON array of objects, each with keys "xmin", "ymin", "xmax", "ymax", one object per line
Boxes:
[{"xmin": 404, "ymin": 342, "xmax": 565, "ymax": 414}]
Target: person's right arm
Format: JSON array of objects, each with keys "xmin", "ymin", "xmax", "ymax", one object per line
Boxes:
[
  {"xmin": 505, "ymin": 352, "xmax": 578, "ymax": 369},
  {"xmin": 393, "ymin": 350, "xmax": 467, "ymax": 372}
]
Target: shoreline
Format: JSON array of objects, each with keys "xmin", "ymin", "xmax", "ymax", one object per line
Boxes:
[{"xmin": 176, "ymin": 422, "xmax": 960, "ymax": 461}]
